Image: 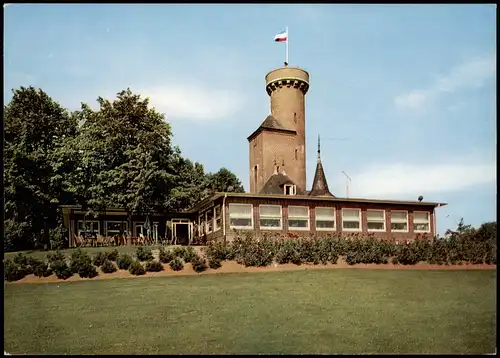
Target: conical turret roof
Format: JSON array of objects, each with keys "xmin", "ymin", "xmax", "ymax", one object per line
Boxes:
[{"xmin": 309, "ymin": 135, "xmax": 335, "ymax": 197}]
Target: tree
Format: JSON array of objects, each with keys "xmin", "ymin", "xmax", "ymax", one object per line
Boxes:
[
  {"xmin": 61, "ymin": 89, "xmax": 178, "ymax": 231},
  {"xmin": 4, "ymin": 87, "xmax": 77, "ymax": 251},
  {"xmin": 205, "ymin": 167, "xmax": 245, "ymax": 194}
]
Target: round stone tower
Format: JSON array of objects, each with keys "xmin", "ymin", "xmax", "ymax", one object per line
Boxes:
[{"xmin": 265, "ymin": 67, "xmax": 310, "ymax": 192}]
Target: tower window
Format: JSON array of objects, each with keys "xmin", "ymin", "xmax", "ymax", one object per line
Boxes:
[
  {"xmin": 254, "ymin": 166, "xmax": 258, "ymax": 188},
  {"xmin": 295, "ymin": 149, "xmax": 298, "ymax": 160},
  {"xmin": 284, "ymin": 184, "xmax": 296, "ymax": 196},
  {"xmin": 294, "ymin": 112, "xmax": 297, "ymax": 123}
]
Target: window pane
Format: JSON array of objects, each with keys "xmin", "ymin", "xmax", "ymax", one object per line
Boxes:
[
  {"xmin": 215, "ymin": 206, "xmax": 221, "ymax": 218},
  {"xmin": 230, "ymin": 218, "xmax": 252, "ymax": 227},
  {"xmin": 260, "ymin": 218, "xmax": 281, "ymax": 227},
  {"xmin": 289, "ymin": 219, "xmax": 308, "ymax": 228},
  {"xmin": 367, "ymin": 210, "xmax": 384, "ymax": 220},
  {"xmin": 414, "ymin": 212, "xmax": 429, "ymax": 222},
  {"xmin": 215, "ymin": 218, "xmax": 222, "ymax": 230},
  {"xmin": 343, "ymin": 221, "xmax": 360, "ymax": 229},
  {"xmin": 107, "ymin": 222, "xmax": 123, "ymax": 231},
  {"xmin": 343, "ymin": 209, "xmax": 360, "ymax": 218},
  {"xmin": 391, "ymin": 222, "xmax": 408, "ymax": 231},
  {"xmin": 288, "ymin": 206, "xmax": 308, "ymax": 217},
  {"xmin": 229, "ymin": 204, "xmax": 252, "ymax": 216},
  {"xmin": 260, "ymin": 205, "xmax": 281, "ymax": 217},
  {"xmin": 415, "ymin": 223, "xmax": 429, "ymax": 231},
  {"xmin": 391, "ymin": 212, "xmax": 407, "ymax": 220},
  {"xmin": 368, "ymin": 222, "xmax": 384, "ymax": 230},
  {"xmin": 206, "ymin": 210, "xmax": 213, "ymax": 221},
  {"xmin": 316, "ymin": 220, "xmax": 335, "ymax": 229},
  {"xmin": 316, "ymin": 208, "xmax": 334, "ymax": 219}
]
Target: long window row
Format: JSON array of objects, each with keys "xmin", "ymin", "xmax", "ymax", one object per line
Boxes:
[
  {"xmin": 76, "ymin": 220, "xmax": 159, "ymax": 238},
  {"xmin": 198, "ymin": 205, "xmax": 223, "ymax": 236},
  {"xmin": 228, "ymin": 205, "xmax": 430, "ymax": 233}
]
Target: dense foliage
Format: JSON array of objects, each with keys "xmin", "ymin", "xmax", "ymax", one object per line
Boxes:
[
  {"xmin": 101, "ymin": 259, "xmax": 118, "ymax": 274},
  {"xmin": 106, "ymin": 249, "xmax": 119, "ymax": 262},
  {"xmin": 129, "ymin": 261, "xmax": 146, "ymax": 275},
  {"xmin": 92, "ymin": 252, "xmax": 108, "ymax": 267},
  {"xmin": 70, "ymin": 249, "xmax": 98, "ymax": 278},
  {"xmin": 169, "ymin": 257, "xmax": 184, "ymax": 271},
  {"xmin": 191, "ymin": 255, "xmax": 208, "ymax": 273},
  {"xmin": 136, "ymin": 246, "xmax": 154, "ymax": 261},
  {"xmin": 159, "ymin": 247, "xmax": 175, "ymax": 263},
  {"xmin": 4, "ymin": 86, "xmax": 244, "ymax": 252},
  {"xmin": 145, "ymin": 260, "xmax": 164, "ymax": 272},
  {"xmin": 117, "ymin": 254, "xmax": 134, "ymax": 270}
]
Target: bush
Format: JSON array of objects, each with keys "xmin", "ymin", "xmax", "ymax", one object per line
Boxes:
[
  {"xmin": 191, "ymin": 256, "xmax": 208, "ymax": 273},
  {"xmin": 70, "ymin": 249, "xmax": 98, "ymax": 278},
  {"xmin": 136, "ymin": 246, "xmax": 154, "ymax": 261},
  {"xmin": 182, "ymin": 246, "xmax": 197, "ymax": 263},
  {"xmin": 345, "ymin": 251, "xmax": 359, "ymax": 265},
  {"xmin": 50, "ymin": 260, "xmax": 73, "ymax": 280},
  {"xmin": 208, "ymin": 257, "xmax": 222, "ymax": 269},
  {"xmin": 33, "ymin": 261, "xmax": 53, "ymax": 277},
  {"xmin": 169, "ymin": 257, "xmax": 184, "ymax": 271},
  {"xmin": 92, "ymin": 252, "xmax": 108, "ymax": 267},
  {"xmin": 106, "ymin": 249, "xmax": 119, "ymax": 262},
  {"xmin": 159, "ymin": 247, "xmax": 175, "ymax": 264},
  {"xmin": 101, "ymin": 259, "xmax": 117, "ymax": 274},
  {"xmin": 13, "ymin": 253, "xmax": 29, "ymax": 267},
  {"xmin": 117, "ymin": 254, "xmax": 133, "ymax": 270},
  {"xmin": 234, "ymin": 235, "xmax": 276, "ymax": 267},
  {"xmin": 395, "ymin": 244, "xmax": 419, "ymax": 265},
  {"xmin": 205, "ymin": 241, "xmax": 229, "ymax": 262},
  {"xmin": 4, "ymin": 259, "xmax": 27, "ymax": 282},
  {"xmin": 129, "ymin": 260, "xmax": 146, "ymax": 275},
  {"xmin": 145, "ymin": 260, "xmax": 164, "ymax": 272},
  {"xmin": 47, "ymin": 250, "xmax": 66, "ymax": 264}
]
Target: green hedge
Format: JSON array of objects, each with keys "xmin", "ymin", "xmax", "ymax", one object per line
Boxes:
[{"xmin": 203, "ymin": 228, "xmax": 496, "ymax": 268}]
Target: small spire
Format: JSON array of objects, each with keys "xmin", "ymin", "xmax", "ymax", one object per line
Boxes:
[{"xmin": 317, "ymin": 134, "xmax": 321, "ymax": 163}]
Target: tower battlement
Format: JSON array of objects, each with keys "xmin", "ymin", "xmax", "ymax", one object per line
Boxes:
[{"xmin": 265, "ymin": 67, "xmax": 310, "ymax": 96}]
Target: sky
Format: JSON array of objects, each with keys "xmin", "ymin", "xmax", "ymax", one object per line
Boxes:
[{"xmin": 4, "ymin": 4, "xmax": 497, "ymax": 235}]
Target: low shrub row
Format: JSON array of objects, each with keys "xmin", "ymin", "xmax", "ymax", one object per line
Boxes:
[{"xmin": 202, "ymin": 230, "xmax": 496, "ymax": 268}]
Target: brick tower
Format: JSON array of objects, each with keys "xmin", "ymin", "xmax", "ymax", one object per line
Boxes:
[{"xmin": 248, "ymin": 66, "xmax": 310, "ymax": 193}]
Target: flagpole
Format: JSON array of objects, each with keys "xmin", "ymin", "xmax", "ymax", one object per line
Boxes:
[{"xmin": 285, "ymin": 26, "xmax": 289, "ymax": 66}]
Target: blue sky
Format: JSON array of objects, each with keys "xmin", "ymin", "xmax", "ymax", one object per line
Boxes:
[{"xmin": 4, "ymin": 4, "xmax": 496, "ymax": 234}]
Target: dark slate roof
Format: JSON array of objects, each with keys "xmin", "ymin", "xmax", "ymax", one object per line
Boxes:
[
  {"xmin": 309, "ymin": 161, "xmax": 335, "ymax": 197},
  {"xmin": 247, "ymin": 115, "xmax": 296, "ymax": 141},
  {"xmin": 309, "ymin": 137, "xmax": 335, "ymax": 197},
  {"xmin": 260, "ymin": 171, "xmax": 306, "ymax": 195}
]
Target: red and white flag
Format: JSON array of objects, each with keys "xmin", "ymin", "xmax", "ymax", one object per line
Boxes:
[{"xmin": 274, "ymin": 30, "xmax": 288, "ymax": 42}]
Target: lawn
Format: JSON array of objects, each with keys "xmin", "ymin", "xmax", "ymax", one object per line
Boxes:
[{"xmin": 4, "ymin": 269, "xmax": 496, "ymax": 354}]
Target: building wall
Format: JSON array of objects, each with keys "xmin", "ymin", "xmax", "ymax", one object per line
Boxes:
[{"xmin": 219, "ymin": 197, "xmax": 436, "ymax": 243}]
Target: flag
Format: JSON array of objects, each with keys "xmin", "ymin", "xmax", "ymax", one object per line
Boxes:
[
  {"xmin": 274, "ymin": 30, "xmax": 288, "ymax": 42},
  {"xmin": 144, "ymin": 215, "xmax": 151, "ymax": 237}
]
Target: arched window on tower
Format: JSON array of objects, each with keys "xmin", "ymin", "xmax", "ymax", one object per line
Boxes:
[{"xmin": 295, "ymin": 149, "xmax": 298, "ymax": 160}]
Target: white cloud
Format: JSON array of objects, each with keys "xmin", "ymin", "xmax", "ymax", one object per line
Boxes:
[
  {"xmin": 140, "ymin": 84, "xmax": 246, "ymax": 122},
  {"xmin": 347, "ymin": 161, "xmax": 496, "ymax": 199},
  {"xmin": 394, "ymin": 54, "xmax": 496, "ymax": 110}
]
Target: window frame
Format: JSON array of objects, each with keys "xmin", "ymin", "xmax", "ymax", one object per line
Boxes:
[
  {"xmin": 228, "ymin": 203, "xmax": 254, "ymax": 230},
  {"xmin": 77, "ymin": 220, "xmax": 100, "ymax": 236},
  {"xmin": 390, "ymin": 210, "xmax": 409, "ymax": 232},
  {"xmin": 341, "ymin": 208, "xmax": 362, "ymax": 232},
  {"xmin": 287, "ymin": 205, "xmax": 310, "ymax": 231},
  {"xmin": 259, "ymin": 204, "xmax": 283, "ymax": 230},
  {"xmin": 105, "ymin": 221, "xmax": 128, "ymax": 236},
  {"xmin": 413, "ymin": 211, "xmax": 431, "ymax": 233},
  {"xmin": 205, "ymin": 209, "xmax": 214, "ymax": 234},
  {"xmin": 315, "ymin": 207, "xmax": 336, "ymax": 231},
  {"xmin": 366, "ymin": 209, "xmax": 386, "ymax": 232},
  {"xmin": 214, "ymin": 205, "xmax": 222, "ymax": 232},
  {"xmin": 284, "ymin": 184, "xmax": 296, "ymax": 196}
]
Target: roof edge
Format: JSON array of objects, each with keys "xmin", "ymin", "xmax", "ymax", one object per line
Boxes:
[{"xmin": 247, "ymin": 127, "xmax": 297, "ymax": 142}]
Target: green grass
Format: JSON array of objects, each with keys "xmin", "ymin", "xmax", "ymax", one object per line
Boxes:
[{"xmin": 4, "ymin": 269, "xmax": 496, "ymax": 354}]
